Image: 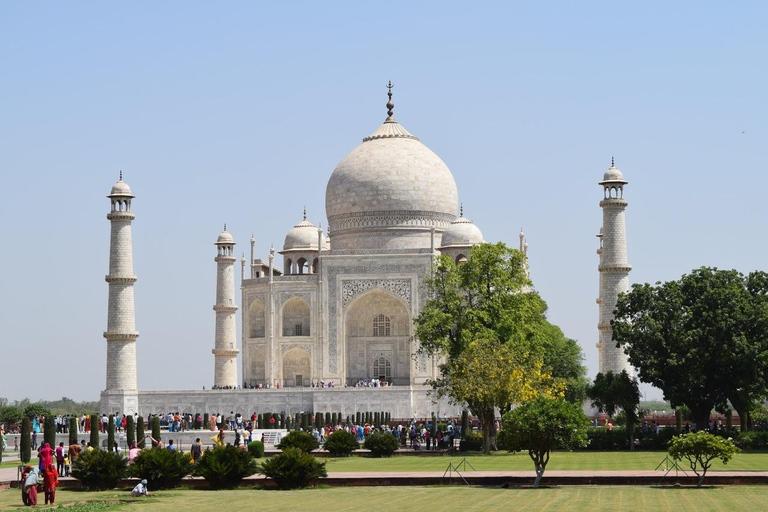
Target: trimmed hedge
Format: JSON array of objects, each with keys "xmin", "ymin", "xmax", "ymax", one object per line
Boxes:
[
  {"xmin": 277, "ymin": 430, "xmax": 320, "ymax": 453},
  {"xmin": 363, "ymin": 432, "xmax": 400, "ymax": 457},
  {"xmin": 459, "ymin": 432, "xmax": 483, "ymax": 452},
  {"xmin": 324, "ymin": 430, "xmax": 358, "ymax": 457},
  {"xmin": 247, "ymin": 440, "xmax": 265, "ymax": 458}
]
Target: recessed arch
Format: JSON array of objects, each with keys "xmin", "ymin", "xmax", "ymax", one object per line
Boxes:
[
  {"xmin": 248, "ymin": 300, "xmax": 266, "ymax": 338},
  {"xmin": 282, "ymin": 297, "xmax": 310, "ymax": 336}
]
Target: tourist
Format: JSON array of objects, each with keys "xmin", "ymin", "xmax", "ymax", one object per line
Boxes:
[
  {"xmin": 167, "ymin": 439, "xmax": 175, "ymax": 450},
  {"xmin": 191, "ymin": 438, "xmax": 202, "ymax": 462},
  {"xmin": 20, "ymin": 465, "xmax": 31, "ymax": 506},
  {"xmin": 68, "ymin": 440, "xmax": 82, "ymax": 464},
  {"xmin": 63, "ymin": 454, "xmax": 71, "ymax": 477},
  {"xmin": 39, "ymin": 442, "xmax": 54, "ymax": 471},
  {"xmin": 211, "ymin": 429, "xmax": 225, "ymax": 446},
  {"xmin": 128, "ymin": 441, "xmax": 141, "ymax": 461},
  {"xmin": 44, "ymin": 463, "xmax": 59, "ymax": 504},
  {"xmin": 23, "ymin": 466, "xmax": 40, "ymax": 506},
  {"xmin": 131, "ymin": 479, "xmax": 150, "ymax": 497},
  {"xmin": 55, "ymin": 442, "xmax": 65, "ymax": 475}
]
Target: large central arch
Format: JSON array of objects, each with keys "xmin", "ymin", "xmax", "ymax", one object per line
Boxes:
[{"xmin": 344, "ymin": 289, "xmax": 411, "ymax": 385}]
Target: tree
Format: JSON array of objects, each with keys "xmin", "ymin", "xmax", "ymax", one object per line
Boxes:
[
  {"xmin": 137, "ymin": 416, "xmax": 146, "ymax": 448},
  {"xmin": 24, "ymin": 403, "xmax": 52, "ymax": 420},
  {"xmin": 44, "ymin": 415, "xmax": 56, "ymax": 448},
  {"xmin": 126, "ymin": 415, "xmax": 135, "ymax": 446},
  {"xmin": 415, "ymin": 243, "xmax": 581, "ymax": 453},
  {"xmin": 69, "ymin": 417, "xmax": 79, "ymax": 446},
  {"xmin": 107, "ymin": 415, "xmax": 115, "ymax": 451},
  {"xmin": 668, "ymin": 431, "xmax": 740, "ymax": 487},
  {"xmin": 0, "ymin": 405, "xmax": 23, "ymax": 425},
  {"xmin": 432, "ymin": 337, "xmax": 562, "ymax": 454},
  {"xmin": 613, "ymin": 268, "xmax": 768, "ymax": 431},
  {"xmin": 151, "ymin": 416, "xmax": 161, "ymax": 447},
  {"xmin": 587, "ymin": 371, "xmax": 641, "ymax": 450},
  {"xmin": 20, "ymin": 417, "xmax": 31, "ymax": 463},
  {"xmin": 90, "ymin": 414, "xmax": 100, "ymax": 449},
  {"xmin": 498, "ymin": 396, "xmax": 589, "ymax": 488}
]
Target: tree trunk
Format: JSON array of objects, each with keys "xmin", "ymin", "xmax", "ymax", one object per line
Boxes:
[
  {"xmin": 628, "ymin": 420, "xmax": 635, "ymax": 451},
  {"xmin": 482, "ymin": 409, "xmax": 495, "ymax": 455},
  {"xmin": 533, "ymin": 464, "xmax": 544, "ymax": 488}
]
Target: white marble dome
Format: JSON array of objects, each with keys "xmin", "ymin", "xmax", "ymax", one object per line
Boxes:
[
  {"xmin": 216, "ymin": 229, "xmax": 234, "ymax": 245},
  {"xmin": 109, "ymin": 179, "xmax": 133, "ymax": 197},
  {"xmin": 325, "ymin": 115, "xmax": 459, "ymax": 250},
  {"xmin": 440, "ymin": 214, "xmax": 484, "ymax": 248},
  {"xmin": 283, "ymin": 218, "xmax": 322, "ymax": 251}
]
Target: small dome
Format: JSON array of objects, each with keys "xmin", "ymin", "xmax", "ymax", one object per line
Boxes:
[
  {"xmin": 216, "ymin": 228, "xmax": 234, "ymax": 245},
  {"xmin": 109, "ymin": 177, "xmax": 134, "ymax": 197},
  {"xmin": 603, "ymin": 165, "xmax": 624, "ymax": 182},
  {"xmin": 283, "ymin": 219, "xmax": 322, "ymax": 251},
  {"xmin": 440, "ymin": 215, "xmax": 484, "ymax": 248}
]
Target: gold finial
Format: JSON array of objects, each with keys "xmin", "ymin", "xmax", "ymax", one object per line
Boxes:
[
  {"xmin": 386, "ymin": 81, "xmax": 394, "ymax": 120},
  {"xmin": 460, "ymin": 203, "xmax": 464, "ymax": 217},
  {"xmin": 223, "ymin": 223, "xmax": 227, "ymax": 231},
  {"xmin": 303, "ymin": 206, "xmax": 307, "ymax": 221},
  {"xmin": 119, "ymin": 170, "xmax": 123, "ymax": 181},
  {"xmin": 611, "ymin": 156, "xmax": 615, "ymax": 167}
]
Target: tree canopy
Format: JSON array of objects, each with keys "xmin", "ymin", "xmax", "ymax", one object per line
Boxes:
[
  {"xmin": 587, "ymin": 370, "xmax": 641, "ymax": 449},
  {"xmin": 668, "ymin": 431, "xmax": 740, "ymax": 487},
  {"xmin": 415, "ymin": 243, "xmax": 585, "ymax": 452},
  {"xmin": 498, "ymin": 396, "xmax": 589, "ymax": 487},
  {"xmin": 613, "ymin": 267, "xmax": 768, "ymax": 430}
]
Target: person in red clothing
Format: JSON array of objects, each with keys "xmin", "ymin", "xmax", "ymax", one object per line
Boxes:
[
  {"xmin": 20, "ymin": 465, "xmax": 31, "ymax": 506},
  {"xmin": 39, "ymin": 442, "xmax": 54, "ymax": 471},
  {"xmin": 44, "ymin": 463, "xmax": 59, "ymax": 504}
]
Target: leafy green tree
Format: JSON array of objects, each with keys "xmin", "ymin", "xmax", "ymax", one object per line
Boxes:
[
  {"xmin": 0, "ymin": 405, "xmax": 23, "ymax": 425},
  {"xmin": 151, "ymin": 416, "xmax": 161, "ymax": 447},
  {"xmin": 498, "ymin": 396, "xmax": 589, "ymax": 488},
  {"xmin": 613, "ymin": 268, "xmax": 768, "ymax": 431},
  {"xmin": 24, "ymin": 403, "xmax": 52, "ymax": 420},
  {"xmin": 415, "ymin": 244, "xmax": 579, "ymax": 453},
  {"xmin": 587, "ymin": 371, "xmax": 641, "ymax": 450},
  {"xmin": 668, "ymin": 431, "xmax": 740, "ymax": 487}
]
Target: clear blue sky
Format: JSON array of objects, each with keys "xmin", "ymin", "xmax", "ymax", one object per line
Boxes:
[{"xmin": 1, "ymin": 2, "xmax": 765, "ymax": 402}]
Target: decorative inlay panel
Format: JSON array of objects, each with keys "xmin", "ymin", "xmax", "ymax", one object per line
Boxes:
[{"xmin": 342, "ymin": 279, "xmax": 411, "ymax": 307}]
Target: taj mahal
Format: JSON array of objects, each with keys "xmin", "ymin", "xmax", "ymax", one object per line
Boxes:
[{"xmin": 99, "ymin": 84, "xmax": 632, "ymax": 418}]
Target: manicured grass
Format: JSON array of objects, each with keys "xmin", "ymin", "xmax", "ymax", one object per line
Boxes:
[
  {"xmin": 2, "ymin": 486, "xmax": 768, "ymax": 511},
  {"xmin": 323, "ymin": 451, "xmax": 768, "ymax": 472}
]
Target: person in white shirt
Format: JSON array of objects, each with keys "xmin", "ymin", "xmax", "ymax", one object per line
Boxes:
[{"xmin": 131, "ymin": 479, "xmax": 150, "ymax": 497}]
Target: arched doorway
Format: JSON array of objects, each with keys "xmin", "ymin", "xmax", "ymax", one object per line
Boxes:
[{"xmin": 281, "ymin": 348, "xmax": 311, "ymax": 387}]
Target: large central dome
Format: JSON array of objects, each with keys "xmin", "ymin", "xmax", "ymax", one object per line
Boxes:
[{"xmin": 325, "ymin": 90, "xmax": 459, "ymax": 251}]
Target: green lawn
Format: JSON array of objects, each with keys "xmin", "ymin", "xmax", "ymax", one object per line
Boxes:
[
  {"xmin": 2, "ymin": 486, "xmax": 768, "ymax": 511},
  {"xmin": 323, "ymin": 451, "xmax": 768, "ymax": 472}
]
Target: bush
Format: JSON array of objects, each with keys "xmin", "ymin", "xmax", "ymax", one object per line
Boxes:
[
  {"xmin": 44, "ymin": 415, "xmax": 56, "ymax": 448},
  {"xmin": 20, "ymin": 417, "xmax": 31, "ymax": 463},
  {"xmin": 129, "ymin": 447, "xmax": 192, "ymax": 489},
  {"xmin": 247, "ymin": 440, "xmax": 265, "ymax": 458},
  {"xmin": 363, "ymin": 432, "xmax": 400, "ymax": 457},
  {"xmin": 126, "ymin": 415, "xmax": 135, "ymax": 446},
  {"xmin": 90, "ymin": 414, "xmax": 100, "ymax": 448},
  {"xmin": 324, "ymin": 430, "xmax": 358, "ymax": 457},
  {"xmin": 277, "ymin": 430, "xmax": 320, "ymax": 453},
  {"xmin": 69, "ymin": 418, "xmax": 79, "ymax": 446},
  {"xmin": 151, "ymin": 416, "xmax": 161, "ymax": 447},
  {"xmin": 734, "ymin": 430, "xmax": 768, "ymax": 450},
  {"xmin": 107, "ymin": 415, "xmax": 115, "ymax": 451},
  {"xmin": 459, "ymin": 432, "xmax": 483, "ymax": 452},
  {"xmin": 137, "ymin": 416, "xmax": 146, "ymax": 448},
  {"xmin": 194, "ymin": 444, "xmax": 258, "ymax": 489},
  {"xmin": 72, "ymin": 449, "xmax": 128, "ymax": 490},
  {"xmin": 0, "ymin": 405, "xmax": 23, "ymax": 425},
  {"xmin": 257, "ymin": 447, "xmax": 327, "ymax": 489},
  {"xmin": 669, "ymin": 431, "xmax": 740, "ymax": 487}
]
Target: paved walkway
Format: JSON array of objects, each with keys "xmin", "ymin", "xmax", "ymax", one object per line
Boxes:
[{"xmin": 4, "ymin": 466, "xmax": 768, "ymax": 489}]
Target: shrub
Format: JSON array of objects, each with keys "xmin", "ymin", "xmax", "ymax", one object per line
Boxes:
[
  {"xmin": 126, "ymin": 415, "xmax": 135, "ymax": 447},
  {"xmin": 324, "ymin": 430, "xmax": 358, "ymax": 457},
  {"xmin": 24, "ymin": 404, "xmax": 52, "ymax": 420},
  {"xmin": 669, "ymin": 431, "xmax": 740, "ymax": 487},
  {"xmin": 257, "ymin": 447, "xmax": 327, "ymax": 489},
  {"xmin": 247, "ymin": 440, "xmax": 265, "ymax": 458},
  {"xmin": 363, "ymin": 432, "xmax": 400, "ymax": 457},
  {"xmin": 734, "ymin": 430, "xmax": 768, "ymax": 450},
  {"xmin": 44, "ymin": 415, "xmax": 56, "ymax": 448},
  {"xmin": 69, "ymin": 418, "xmax": 79, "ymax": 446},
  {"xmin": 203, "ymin": 413, "xmax": 209, "ymax": 430},
  {"xmin": 90, "ymin": 414, "xmax": 100, "ymax": 449},
  {"xmin": 151, "ymin": 416, "xmax": 161, "ymax": 447},
  {"xmin": 0, "ymin": 405, "xmax": 23, "ymax": 425},
  {"xmin": 72, "ymin": 449, "xmax": 128, "ymax": 490},
  {"xmin": 277, "ymin": 430, "xmax": 320, "ymax": 453},
  {"xmin": 129, "ymin": 447, "xmax": 192, "ymax": 489},
  {"xmin": 194, "ymin": 444, "xmax": 258, "ymax": 489},
  {"xmin": 107, "ymin": 415, "xmax": 115, "ymax": 451},
  {"xmin": 459, "ymin": 432, "xmax": 483, "ymax": 452},
  {"xmin": 20, "ymin": 417, "xmax": 31, "ymax": 463},
  {"xmin": 137, "ymin": 416, "xmax": 146, "ymax": 448}
]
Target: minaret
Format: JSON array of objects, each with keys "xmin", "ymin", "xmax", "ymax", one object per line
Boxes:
[
  {"xmin": 213, "ymin": 225, "xmax": 239, "ymax": 388},
  {"xmin": 101, "ymin": 173, "xmax": 140, "ymax": 415},
  {"xmin": 597, "ymin": 158, "xmax": 632, "ymax": 375}
]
